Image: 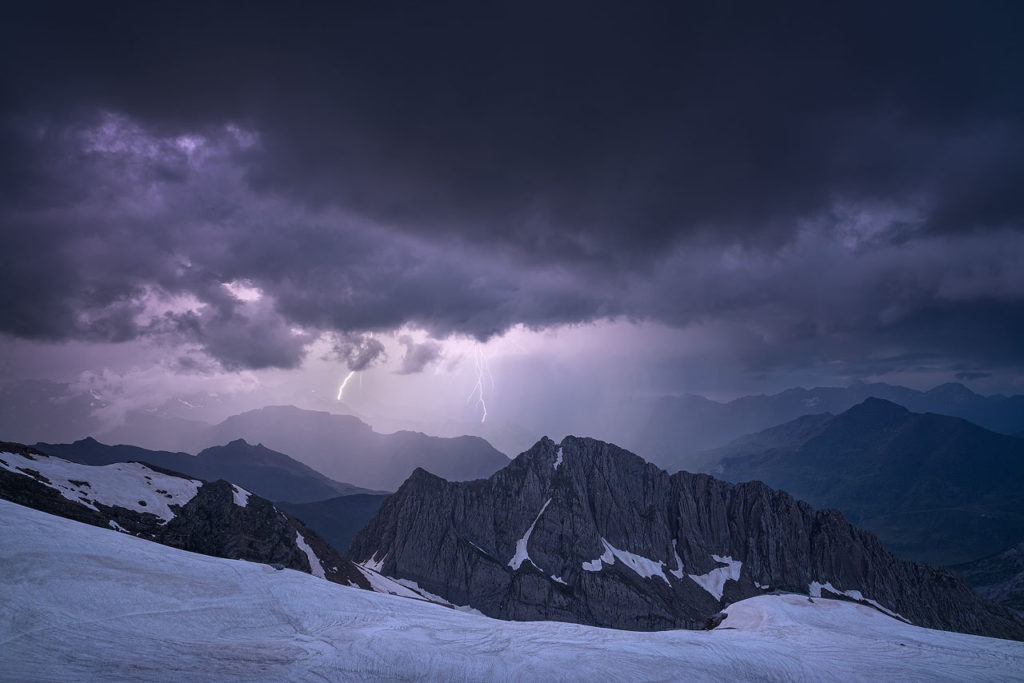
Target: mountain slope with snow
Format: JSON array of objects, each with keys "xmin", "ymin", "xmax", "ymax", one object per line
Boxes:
[
  {"xmin": 0, "ymin": 441, "xmax": 370, "ymax": 589},
  {"xmin": 2, "ymin": 499, "xmax": 1022, "ymax": 682}
]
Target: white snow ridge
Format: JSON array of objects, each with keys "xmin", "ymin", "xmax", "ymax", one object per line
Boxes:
[
  {"xmin": 4, "ymin": 499, "xmax": 1022, "ymax": 682},
  {"xmin": 0, "ymin": 450, "xmax": 200, "ymax": 523}
]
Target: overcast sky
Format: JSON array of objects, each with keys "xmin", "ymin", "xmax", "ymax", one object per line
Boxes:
[{"xmin": 2, "ymin": 1, "xmax": 1023, "ymax": 436}]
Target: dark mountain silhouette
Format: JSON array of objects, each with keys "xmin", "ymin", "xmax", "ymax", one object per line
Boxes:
[
  {"xmin": 627, "ymin": 382, "xmax": 1024, "ymax": 472},
  {"xmin": 705, "ymin": 399, "xmax": 1024, "ymax": 565},
  {"xmin": 278, "ymin": 493, "xmax": 390, "ymax": 554},
  {"xmin": 198, "ymin": 405, "xmax": 510, "ymax": 491},
  {"xmin": 348, "ymin": 435, "xmax": 1024, "ymax": 640}
]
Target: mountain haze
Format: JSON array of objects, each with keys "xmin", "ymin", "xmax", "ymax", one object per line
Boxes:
[{"xmin": 707, "ymin": 399, "xmax": 1024, "ymax": 565}]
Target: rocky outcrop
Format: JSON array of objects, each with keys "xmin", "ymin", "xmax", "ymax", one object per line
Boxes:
[
  {"xmin": 349, "ymin": 436, "xmax": 1024, "ymax": 640},
  {"xmin": 0, "ymin": 441, "xmax": 369, "ymax": 589}
]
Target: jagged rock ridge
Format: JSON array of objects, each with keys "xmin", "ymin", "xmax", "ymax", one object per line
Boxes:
[{"xmin": 349, "ymin": 436, "xmax": 1024, "ymax": 640}]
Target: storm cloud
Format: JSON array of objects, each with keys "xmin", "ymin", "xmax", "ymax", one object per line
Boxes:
[{"xmin": 1, "ymin": 1, "xmax": 1022, "ymax": 383}]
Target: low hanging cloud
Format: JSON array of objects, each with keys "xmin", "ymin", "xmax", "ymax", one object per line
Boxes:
[{"xmin": 397, "ymin": 336, "xmax": 444, "ymax": 375}]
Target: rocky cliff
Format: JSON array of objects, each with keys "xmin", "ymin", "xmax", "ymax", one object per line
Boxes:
[{"xmin": 349, "ymin": 436, "xmax": 1024, "ymax": 640}]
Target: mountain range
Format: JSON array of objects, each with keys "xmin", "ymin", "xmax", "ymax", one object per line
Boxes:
[
  {"xmin": 35, "ymin": 437, "xmax": 382, "ymax": 502},
  {"xmin": 6, "ymin": 378, "xmax": 1024, "ymax": 479},
  {"xmin": 703, "ymin": 398, "xmax": 1024, "ymax": 565},
  {"xmin": 348, "ymin": 435, "xmax": 1024, "ymax": 640},
  {"xmin": 592, "ymin": 382, "xmax": 1024, "ymax": 472},
  {"xmin": 0, "ymin": 380, "xmax": 511, "ymax": 491}
]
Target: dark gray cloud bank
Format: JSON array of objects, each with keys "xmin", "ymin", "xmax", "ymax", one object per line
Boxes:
[{"xmin": 1, "ymin": 1, "xmax": 1022, "ymax": 389}]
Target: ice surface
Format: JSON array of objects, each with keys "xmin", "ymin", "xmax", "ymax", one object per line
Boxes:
[
  {"xmin": 689, "ymin": 554, "xmax": 742, "ymax": 601},
  {"xmin": 0, "ymin": 450, "xmax": 200, "ymax": 522},
  {"xmin": 2, "ymin": 499, "xmax": 1023, "ymax": 682},
  {"xmin": 508, "ymin": 498, "xmax": 551, "ymax": 570},
  {"xmin": 294, "ymin": 531, "xmax": 325, "ymax": 579},
  {"xmin": 582, "ymin": 538, "xmax": 669, "ymax": 583}
]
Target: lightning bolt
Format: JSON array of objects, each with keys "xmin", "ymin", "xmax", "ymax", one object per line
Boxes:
[
  {"xmin": 336, "ymin": 370, "xmax": 356, "ymax": 401},
  {"xmin": 467, "ymin": 348, "xmax": 493, "ymax": 423}
]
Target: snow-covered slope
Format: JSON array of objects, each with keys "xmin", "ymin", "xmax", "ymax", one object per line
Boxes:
[
  {"xmin": 0, "ymin": 447, "xmax": 202, "ymax": 521},
  {"xmin": 3, "ymin": 500, "xmax": 1022, "ymax": 682}
]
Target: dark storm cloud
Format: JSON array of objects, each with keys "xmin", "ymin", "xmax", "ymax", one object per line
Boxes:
[
  {"xmin": 1, "ymin": 1, "xmax": 1022, "ymax": 377},
  {"xmin": 329, "ymin": 334, "xmax": 387, "ymax": 372}
]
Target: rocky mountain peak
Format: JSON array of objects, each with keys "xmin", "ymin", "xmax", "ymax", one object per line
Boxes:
[{"xmin": 349, "ymin": 435, "xmax": 1024, "ymax": 639}]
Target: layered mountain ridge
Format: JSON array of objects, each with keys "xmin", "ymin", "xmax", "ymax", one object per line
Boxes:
[
  {"xmin": 349, "ymin": 435, "xmax": 1024, "ymax": 640},
  {"xmin": 35, "ymin": 437, "xmax": 382, "ymax": 502},
  {"xmin": 704, "ymin": 398, "xmax": 1024, "ymax": 565}
]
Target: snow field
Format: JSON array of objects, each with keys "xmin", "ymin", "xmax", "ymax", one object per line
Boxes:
[{"xmin": 3, "ymin": 499, "xmax": 1022, "ymax": 682}]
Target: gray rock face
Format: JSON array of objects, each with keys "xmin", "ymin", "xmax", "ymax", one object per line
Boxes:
[{"xmin": 348, "ymin": 436, "xmax": 1024, "ymax": 640}]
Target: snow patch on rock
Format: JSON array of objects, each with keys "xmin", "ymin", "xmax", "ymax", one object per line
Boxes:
[
  {"xmin": 231, "ymin": 485, "xmax": 251, "ymax": 508},
  {"xmin": 669, "ymin": 539, "xmax": 685, "ymax": 579},
  {"xmin": 363, "ymin": 551, "xmax": 387, "ymax": 573},
  {"xmin": 294, "ymin": 531, "xmax": 325, "ymax": 579},
  {"xmin": 582, "ymin": 538, "xmax": 670, "ymax": 583},
  {"xmin": 689, "ymin": 554, "xmax": 742, "ymax": 601},
  {"xmin": 554, "ymin": 446, "xmax": 563, "ymax": 470},
  {"xmin": 509, "ymin": 498, "xmax": 551, "ymax": 571}
]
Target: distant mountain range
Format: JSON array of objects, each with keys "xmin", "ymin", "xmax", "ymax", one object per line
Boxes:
[
  {"xmin": 702, "ymin": 398, "xmax": 1024, "ymax": 566},
  {"xmin": 0, "ymin": 380, "xmax": 511, "ymax": 491},
  {"xmin": 6, "ymin": 378, "xmax": 1024, "ymax": 478},
  {"xmin": 618, "ymin": 382, "xmax": 1024, "ymax": 472},
  {"xmin": 193, "ymin": 405, "xmax": 510, "ymax": 491},
  {"xmin": 35, "ymin": 437, "xmax": 383, "ymax": 503},
  {"xmin": 349, "ymin": 435, "xmax": 1024, "ymax": 640}
]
